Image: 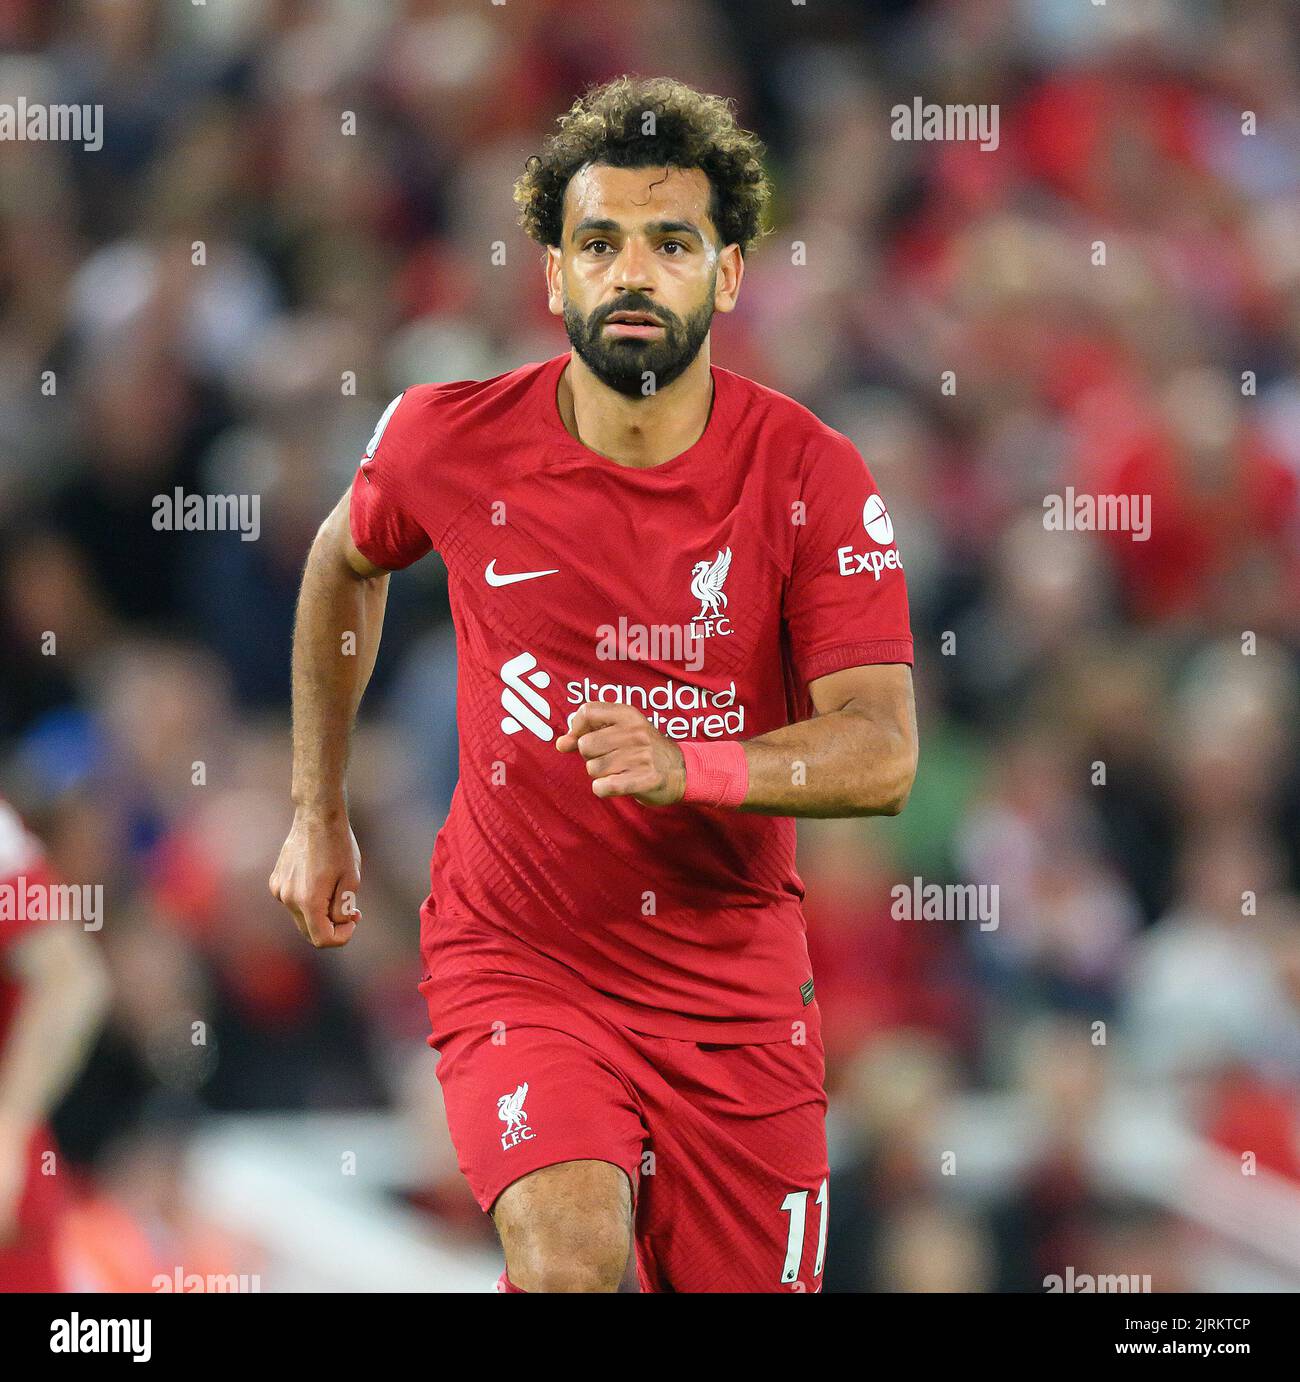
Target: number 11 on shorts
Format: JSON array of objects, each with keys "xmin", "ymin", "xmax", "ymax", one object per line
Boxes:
[{"xmin": 779, "ymin": 1178, "xmax": 828, "ymax": 1286}]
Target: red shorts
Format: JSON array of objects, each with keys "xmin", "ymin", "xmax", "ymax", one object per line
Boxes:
[{"xmin": 421, "ymin": 969, "xmax": 829, "ymax": 1293}]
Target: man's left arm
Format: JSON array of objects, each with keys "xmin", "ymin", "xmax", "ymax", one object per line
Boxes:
[
  {"xmin": 557, "ymin": 661, "xmax": 917, "ymax": 819},
  {"xmin": 730, "ymin": 661, "xmax": 916, "ymax": 817}
]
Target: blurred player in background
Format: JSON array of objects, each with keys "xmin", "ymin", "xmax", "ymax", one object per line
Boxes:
[
  {"xmin": 0, "ymin": 799, "xmax": 110, "ymax": 1291},
  {"xmin": 272, "ymin": 75, "xmax": 916, "ymax": 1293}
]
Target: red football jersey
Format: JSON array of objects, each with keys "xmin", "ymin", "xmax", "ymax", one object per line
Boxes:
[
  {"xmin": 350, "ymin": 353, "xmax": 913, "ymax": 1041},
  {"xmin": 0, "ymin": 798, "xmax": 54, "ymax": 1047},
  {"xmin": 0, "ymin": 799, "xmax": 69, "ymax": 1292}
]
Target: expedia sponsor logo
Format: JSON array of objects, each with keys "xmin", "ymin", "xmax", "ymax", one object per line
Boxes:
[
  {"xmin": 837, "ymin": 546, "xmax": 903, "ymax": 580},
  {"xmin": 838, "ymin": 495, "xmax": 902, "ymax": 579},
  {"xmin": 861, "ymin": 494, "xmax": 894, "ymax": 544}
]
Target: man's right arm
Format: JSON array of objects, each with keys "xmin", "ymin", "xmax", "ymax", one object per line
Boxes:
[{"xmin": 269, "ymin": 489, "xmax": 390, "ymax": 949}]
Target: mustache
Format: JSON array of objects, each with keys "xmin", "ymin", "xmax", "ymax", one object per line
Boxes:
[{"xmin": 593, "ymin": 298, "xmax": 675, "ymax": 328}]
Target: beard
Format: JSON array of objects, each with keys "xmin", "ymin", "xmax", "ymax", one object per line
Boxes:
[{"xmin": 562, "ymin": 283, "xmax": 715, "ymax": 399}]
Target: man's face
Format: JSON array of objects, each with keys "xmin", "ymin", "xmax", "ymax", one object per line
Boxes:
[{"xmin": 547, "ymin": 164, "xmax": 741, "ymax": 398}]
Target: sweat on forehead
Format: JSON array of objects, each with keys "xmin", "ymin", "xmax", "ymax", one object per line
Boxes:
[{"xmin": 563, "ymin": 165, "xmax": 717, "ymax": 234}]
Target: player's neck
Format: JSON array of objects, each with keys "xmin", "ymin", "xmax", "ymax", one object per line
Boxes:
[{"xmin": 558, "ymin": 348, "xmax": 715, "ymax": 470}]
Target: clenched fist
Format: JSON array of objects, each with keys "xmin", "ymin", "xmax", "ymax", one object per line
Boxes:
[
  {"xmin": 556, "ymin": 701, "xmax": 686, "ymax": 806},
  {"xmin": 269, "ymin": 806, "xmax": 362, "ymax": 948}
]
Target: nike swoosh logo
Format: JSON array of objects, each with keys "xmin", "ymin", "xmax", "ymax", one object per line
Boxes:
[{"xmin": 485, "ymin": 560, "xmax": 560, "ymax": 587}]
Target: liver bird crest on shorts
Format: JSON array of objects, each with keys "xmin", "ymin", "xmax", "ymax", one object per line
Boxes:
[{"xmin": 497, "ymin": 1082, "xmax": 529, "ymax": 1132}]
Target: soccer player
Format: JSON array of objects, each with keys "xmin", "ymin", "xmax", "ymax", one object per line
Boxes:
[
  {"xmin": 270, "ymin": 76, "xmax": 917, "ymax": 1293},
  {"xmin": 0, "ymin": 798, "xmax": 110, "ymax": 1290}
]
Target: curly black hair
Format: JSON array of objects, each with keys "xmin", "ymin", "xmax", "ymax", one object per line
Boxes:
[{"xmin": 514, "ymin": 75, "xmax": 771, "ymax": 255}]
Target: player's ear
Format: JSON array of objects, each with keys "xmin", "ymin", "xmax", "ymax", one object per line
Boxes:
[
  {"xmin": 545, "ymin": 245, "xmax": 565, "ymax": 317},
  {"xmin": 713, "ymin": 242, "xmax": 743, "ymax": 315}
]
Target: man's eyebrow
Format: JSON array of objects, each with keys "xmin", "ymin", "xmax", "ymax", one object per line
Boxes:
[
  {"xmin": 570, "ymin": 217, "xmax": 707, "ymax": 243},
  {"xmin": 646, "ymin": 219, "xmax": 705, "ymax": 242},
  {"xmin": 571, "ymin": 218, "xmax": 620, "ymax": 241}
]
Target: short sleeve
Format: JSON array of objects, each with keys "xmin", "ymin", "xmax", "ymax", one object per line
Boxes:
[
  {"xmin": 349, "ymin": 392, "xmax": 435, "ymax": 570},
  {"xmin": 783, "ymin": 431, "xmax": 914, "ymax": 690}
]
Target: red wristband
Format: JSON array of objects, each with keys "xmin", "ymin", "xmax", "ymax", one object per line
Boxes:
[{"xmin": 678, "ymin": 740, "xmax": 749, "ymax": 809}]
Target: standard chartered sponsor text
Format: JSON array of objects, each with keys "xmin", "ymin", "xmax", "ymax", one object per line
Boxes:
[{"xmin": 567, "ymin": 677, "xmax": 744, "ymax": 739}]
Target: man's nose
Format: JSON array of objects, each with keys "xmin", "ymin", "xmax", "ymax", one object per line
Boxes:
[{"xmin": 612, "ymin": 238, "xmax": 655, "ymax": 295}]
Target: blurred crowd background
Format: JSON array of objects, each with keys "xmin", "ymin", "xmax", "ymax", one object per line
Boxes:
[{"xmin": 2, "ymin": 0, "xmax": 1299, "ymax": 1292}]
